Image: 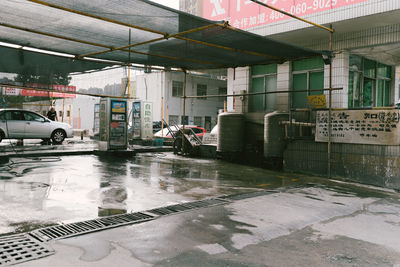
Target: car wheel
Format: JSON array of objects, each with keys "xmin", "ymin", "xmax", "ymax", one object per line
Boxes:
[
  {"xmin": 51, "ymin": 129, "xmax": 66, "ymax": 144},
  {"xmin": 0, "ymin": 131, "xmax": 4, "ymax": 143}
]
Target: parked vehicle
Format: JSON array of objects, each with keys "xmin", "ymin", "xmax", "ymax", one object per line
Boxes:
[
  {"xmin": 152, "ymin": 121, "xmax": 162, "ymax": 134},
  {"xmin": 153, "ymin": 125, "xmax": 206, "ymax": 139},
  {"xmin": 0, "ymin": 109, "xmax": 74, "ymax": 144}
]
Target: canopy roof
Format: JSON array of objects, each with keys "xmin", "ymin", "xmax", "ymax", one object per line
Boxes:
[{"xmin": 0, "ymin": 0, "xmax": 325, "ymax": 73}]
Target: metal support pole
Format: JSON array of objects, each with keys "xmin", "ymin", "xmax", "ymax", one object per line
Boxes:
[
  {"xmin": 69, "ymin": 104, "xmax": 71, "ymax": 125},
  {"xmin": 127, "ymin": 29, "xmax": 131, "ymax": 99},
  {"xmin": 328, "ymin": 25, "xmax": 333, "ymax": 178},
  {"xmin": 181, "ymin": 71, "xmax": 187, "ymax": 153},
  {"xmin": 161, "ymin": 97, "xmax": 164, "ymax": 137}
]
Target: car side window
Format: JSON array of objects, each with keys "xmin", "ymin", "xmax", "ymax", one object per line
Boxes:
[
  {"xmin": 24, "ymin": 112, "xmax": 44, "ymax": 122},
  {"xmin": 1, "ymin": 111, "xmax": 12, "ymax": 120},
  {"xmin": 10, "ymin": 111, "xmax": 24, "ymax": 120}
]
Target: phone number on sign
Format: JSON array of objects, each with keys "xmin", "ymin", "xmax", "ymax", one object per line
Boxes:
[{"xmin": 269, "ymin": 0, "xmax": 338, "ymax": 21}]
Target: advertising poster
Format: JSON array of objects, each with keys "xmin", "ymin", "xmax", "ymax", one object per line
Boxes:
[{"xmin": 111, "ymin": 101, "xmax": 126, "ymax": 113}]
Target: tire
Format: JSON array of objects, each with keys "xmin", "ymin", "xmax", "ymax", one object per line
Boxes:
[
  {"xmin": 51, "ymin": 129, "xmax": 66, "ymax": 144},
  {"xmin": 0, "ymin": 131, "xmax": 4, "ymax": 143}
]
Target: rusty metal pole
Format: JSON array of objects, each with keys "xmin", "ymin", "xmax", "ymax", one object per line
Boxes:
[
  {"xmin": 182, "ymin": 70, "xmax": 187, "ymax": 153},
  {"xmin": 328, "ymin": 25, "xmax": 333, "ymax": 178}
]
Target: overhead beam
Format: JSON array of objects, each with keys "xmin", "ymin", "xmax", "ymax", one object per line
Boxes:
[{"xmin": 27, "ymin": 0, "xmax": 284, "ymax": 61}]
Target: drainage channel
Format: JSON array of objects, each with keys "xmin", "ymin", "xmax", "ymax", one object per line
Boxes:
[
  {"xmin": 0, "ymin": 234, "xmax": 54, "ymax": 266},
  {"xmin": 146, "ymin": 198, "xmax": 229, "ymax": 216},
  {"xmin": 30, "ymin": 212, "xmax": 154, "ymax": 242},
  {"xmin": 30, "ymin": 198, "xmax": 230, "ymax": 242},
  {"xmin": 0, "ymin": 190, "xmax": 275, "ymax": 265}
]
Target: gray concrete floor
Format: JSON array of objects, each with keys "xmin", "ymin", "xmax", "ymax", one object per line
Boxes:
[
  {"xmin": 19, "ymin": 184, "xmax": 400, "ymax": 267},
  {"xmin": 0, "ymin": 149, "xmax": 399, "ymax": 266}
]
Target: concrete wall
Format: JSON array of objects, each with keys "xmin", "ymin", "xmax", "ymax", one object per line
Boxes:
[
  {"xmin": 227, "ymin": 67, "xmax": 249, "ymax": 113},
  {"xmin": 71, "ymin": 96, "xmax": 99, "ymax": 132},
  {"xmin": 284, "ymin": 140, "xmax": 400, "ymax": 190}
]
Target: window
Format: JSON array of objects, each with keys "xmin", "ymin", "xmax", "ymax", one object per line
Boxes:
[
  {"xmin": 67, "ymin": 110, "xmax": 70, "ymax": 117},
  {"xmin": 172, "ymin": 81, "xmax": 183, "ymax": 97},
  {"xmin": 348, "ymin": 55, "xmax": 392, "ymax": 108},
  {"xmin": 24, "ymin": 112, "xmax": 44, "ymax": 122},
  {"xmin": 194, "ymin": 116, "xmax": 202, "ymax": 127},
  {"xmin": 2, "ymin": 111, "xmax": 24, "ymax": 120},
  {"xmin": 292, "ymin": 58, "xmax": 324, "ymax": 109},
  {"xmin": 168, "ymin": 115, "xmax": 179, "ymax": 125},
  {"xmin": 250, "ymin": 64, "xmax": 277, "ymax": 112},
  {"xmin": 218, "ymin": 87, "xmax": 227, "ymax": 100},
  {"xmin": 59, "ymin": 111, "xmax": 63, "ymax": 117},
  {"xmin": 197, "ymin": 84, "xmax": 207, "ymax": 99},
  {"xmin": 181, "ymin": 116, "xmax": 188, "ymax": 125}
]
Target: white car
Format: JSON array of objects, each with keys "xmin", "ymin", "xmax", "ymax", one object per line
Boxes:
[{"xmin": 0, "ymin": 109, "xmax": 74, "ymax": 144}]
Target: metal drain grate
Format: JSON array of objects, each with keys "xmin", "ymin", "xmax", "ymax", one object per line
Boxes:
[
  {"xmin": 147, "ymin": 198, "xmax": 230, "ymax": 216},
  {"xmin": 220, "ymin": 190, "xmax": 277, "ymax": 201},
  {"xmin": 30, "ymin": 212, "xmax": 154, "ymax": 242},
  {"xmin": 0, "ymin": 234, "xmax": 54, "ymax": 266},
  {"xmin": 29, "ymin": 191, "xmax": 275, "ymax": 243}
]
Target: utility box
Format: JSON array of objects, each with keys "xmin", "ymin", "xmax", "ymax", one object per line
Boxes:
[
  {"xmin": 132, "ymin": 101, "xmax": 153, "ymax": 140},
  {"xmin": 99, "ymin": 98, "xmax": 128, "ymax": 150}
]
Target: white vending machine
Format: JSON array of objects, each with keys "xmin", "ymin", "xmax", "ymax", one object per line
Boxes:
[
  {"xmin": 99, "ymin": 98, "xmax": 128, "ymax": 150},
  {"xmin": 132, "ymin": 101, "xmax": 153, "ymax": 140}
]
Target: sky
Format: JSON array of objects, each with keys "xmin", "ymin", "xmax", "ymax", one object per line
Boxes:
[{"xmin": 149, "ymin": 0, "xmax": 179, "ymax": 10}]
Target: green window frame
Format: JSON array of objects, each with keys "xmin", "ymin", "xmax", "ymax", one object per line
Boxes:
[
  {"xmin": 250, "ymin": 64, "xmax": 277, "ymax": 112},
  {"xmin": 197, "ymin": 84, "xmax": 207, "ymax": 99},
  {"xmin": 291, "ymin": 58, "xmax": 324, "ymax": 109},
  {"xmin": 348, "ymin": 55, "xmax": 392, "ymax": 108}
]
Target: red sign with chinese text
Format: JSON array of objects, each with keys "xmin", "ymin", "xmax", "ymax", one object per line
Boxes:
[
  {"xmin": 203, "ymin": 0, "xmax": 368, "ymax": 30},
  {"xmin": 2, "ymin": 84, "xmax": 76, "ymax": 98}
]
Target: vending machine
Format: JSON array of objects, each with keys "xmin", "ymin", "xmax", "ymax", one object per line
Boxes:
[
  {"xmin": 132, "ymin": 101, "xmax": 153, "ymax": 140},
  {"xmin": 99, "ymin": 98, "xmax": 128, "ymax": 150}
]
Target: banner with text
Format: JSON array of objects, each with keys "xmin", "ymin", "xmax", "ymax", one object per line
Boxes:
[
  {"xmin": 316, "ymin": 110, "xmax": 400, "ymax": 145},
  {"xmin": 203, "ymin": 0, "xmax": 368, "ymax": 30},
  {"xmin": 2, "ymin": 84, "xmax": 76, "ymax": 98}
]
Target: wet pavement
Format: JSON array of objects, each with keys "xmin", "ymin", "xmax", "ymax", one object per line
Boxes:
[
  {"xmin": 0, "ymin": 150, "xmax": 399, "ymax": 266},
  {"xmin": 0, "ymin": 151, "xmax": 315, "ymax": 235},
  {"xmin": 17, "ymin": 183, "xmax": 400, "ymax": 267}
]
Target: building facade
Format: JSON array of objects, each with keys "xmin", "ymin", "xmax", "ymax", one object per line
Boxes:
[
  {"xmin": 197, "ymin": 0, "xmax": 400, "ymax": 113},
  {"xmin": 185, "ymin": 0, "xmax": 400, "ymax": 189},
  {"xmin": 133, "ymin": 71, "xmax": 226, "ymax": 131}
]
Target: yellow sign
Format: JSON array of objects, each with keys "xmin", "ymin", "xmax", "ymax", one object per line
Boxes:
[{"xmin": 307, "ymin": 94, "xmax": 326, "ymax": 109}]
